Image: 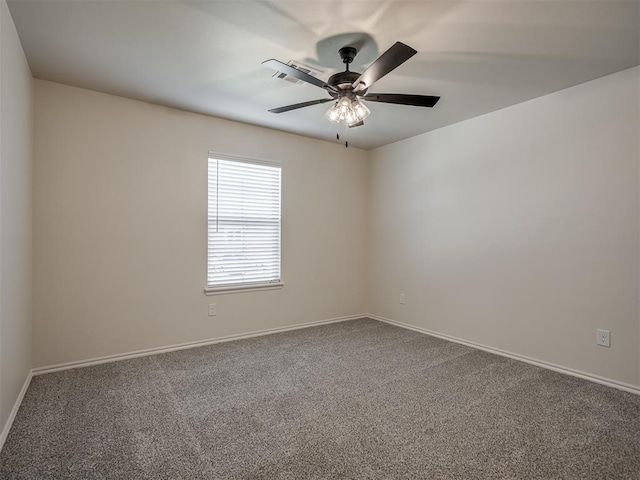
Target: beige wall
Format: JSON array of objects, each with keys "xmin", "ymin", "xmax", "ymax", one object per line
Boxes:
[
  {"xmin": 368, "ymin": 67, "xmax": 640, "ymax": 387},
  {"xmin": 33, "ymin": 80, "xmax": 368, "ymax": 368},
  {"xmin": 0, "ymin": 0, "xmax": 33, "ymax": 434}
]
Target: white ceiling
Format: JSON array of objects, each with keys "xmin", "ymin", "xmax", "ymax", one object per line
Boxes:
[{"xmin": 8, "ymin": 0, "xmax": 640, "ymax": 150}]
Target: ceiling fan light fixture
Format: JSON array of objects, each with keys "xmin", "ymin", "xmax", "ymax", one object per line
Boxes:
[
  {"xmin": 325, "ymin": 103, "xmax": 342, "ymax": 122},
  {"xmin": 352, "ymin": 100, "xmax": 370, "ymax": 121},
  {"xmin": 264, "ymin": 41, "xmax": 441, "ymax": 135},
  {"xmin": 325, "ymin": 97, "xmax": 370, "ymax": 126},
  {"xmin": 337, "ymin": 96, "xmax": 351, "ymax": 113}
]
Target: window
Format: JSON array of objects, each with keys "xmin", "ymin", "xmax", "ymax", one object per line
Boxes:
[{"xmin": 206, "ymin": 154, "xmax": 282, "ymax": 293}]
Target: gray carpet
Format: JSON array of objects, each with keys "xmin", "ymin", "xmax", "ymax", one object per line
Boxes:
[{"xmin": 1, "ymin": 318, "xmax": 639, "ymax": 479}]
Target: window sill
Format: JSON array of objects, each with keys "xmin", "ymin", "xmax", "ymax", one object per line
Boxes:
[{"xmin": 204, "ymin": 282, "xmax": 284, "ymax": 296}]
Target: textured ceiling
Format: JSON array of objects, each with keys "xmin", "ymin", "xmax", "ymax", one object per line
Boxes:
[{"xmin": 8, "ymin": 0, "xmax": 640, "ymax": 149}]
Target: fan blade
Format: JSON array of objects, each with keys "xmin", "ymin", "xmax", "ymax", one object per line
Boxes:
[
  {"xmin": 363, "ymin": 93, "xmax": 440, "ymax": 108},
  {"xmin": 262, "ymin": 59, "xmax": 338, "ymax": 93},
  {"xmin": 349, "ymin": 121, "xmax": 364, "ymax": 128},
  {"xmin": 268, "ymin": 98, "xmax": 333, "ymax": 114},
  {"xmin": 352, "ymin": 42, "xmax": 417, "ymax": 92}
]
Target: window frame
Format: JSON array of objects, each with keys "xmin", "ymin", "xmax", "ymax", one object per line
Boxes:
[{"xmin": 204, "ymin": 152, "xmax": 283, "ymax": 295}]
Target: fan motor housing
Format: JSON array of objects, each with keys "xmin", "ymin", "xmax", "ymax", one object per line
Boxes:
[{"xmin": 327, "ymin": 71, "xmax": 366, "ymax": 97}]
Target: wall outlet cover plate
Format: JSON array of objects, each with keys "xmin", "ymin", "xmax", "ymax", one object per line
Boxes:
[{"xmin": 596, "ymin": 329, "xmax": 610, "ymax": 347}]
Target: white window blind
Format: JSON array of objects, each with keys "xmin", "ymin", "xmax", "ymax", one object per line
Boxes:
[{"xmin": 207, "ymin": 155, "xmax": 281, "ymax": 289}]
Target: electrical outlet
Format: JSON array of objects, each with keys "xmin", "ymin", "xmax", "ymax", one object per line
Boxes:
[
  {"xmin": 596, "ymin": 329, "xmax": 610, "ymax": 347},
  {"xmin": 399, "ymin": 294, "xmax": 406, "ymax": 305},
  {"xmin": 208, "ymin": 303, "xmax": 217, "ymax": 316}
]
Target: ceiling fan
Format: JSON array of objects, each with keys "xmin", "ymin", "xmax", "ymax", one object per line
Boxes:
[{"xmin": 262, "ymin": 41, "xmax": 440, "ymax": 130}]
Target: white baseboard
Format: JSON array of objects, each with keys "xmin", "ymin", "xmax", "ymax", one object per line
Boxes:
[
  {"xmin": 0, "ymin": 371, "xmax": 32, "ymax": 452},
  {"xmin": 368, "ymin": 314, "xmax": 640, "ymax": 396},
  {"xmin": 33, "ymin": 314, "xmax": 366, "ymax": 376}
]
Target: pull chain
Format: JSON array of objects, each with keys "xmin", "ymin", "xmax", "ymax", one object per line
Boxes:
[{"xmin": 336, "ymin": 124, "xmax": 350, "ymax": 147}]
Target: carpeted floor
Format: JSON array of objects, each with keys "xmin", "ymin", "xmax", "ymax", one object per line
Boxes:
[{"xmin": 1, "ymin": 318, "xmax": 639, "ymax": 479}]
